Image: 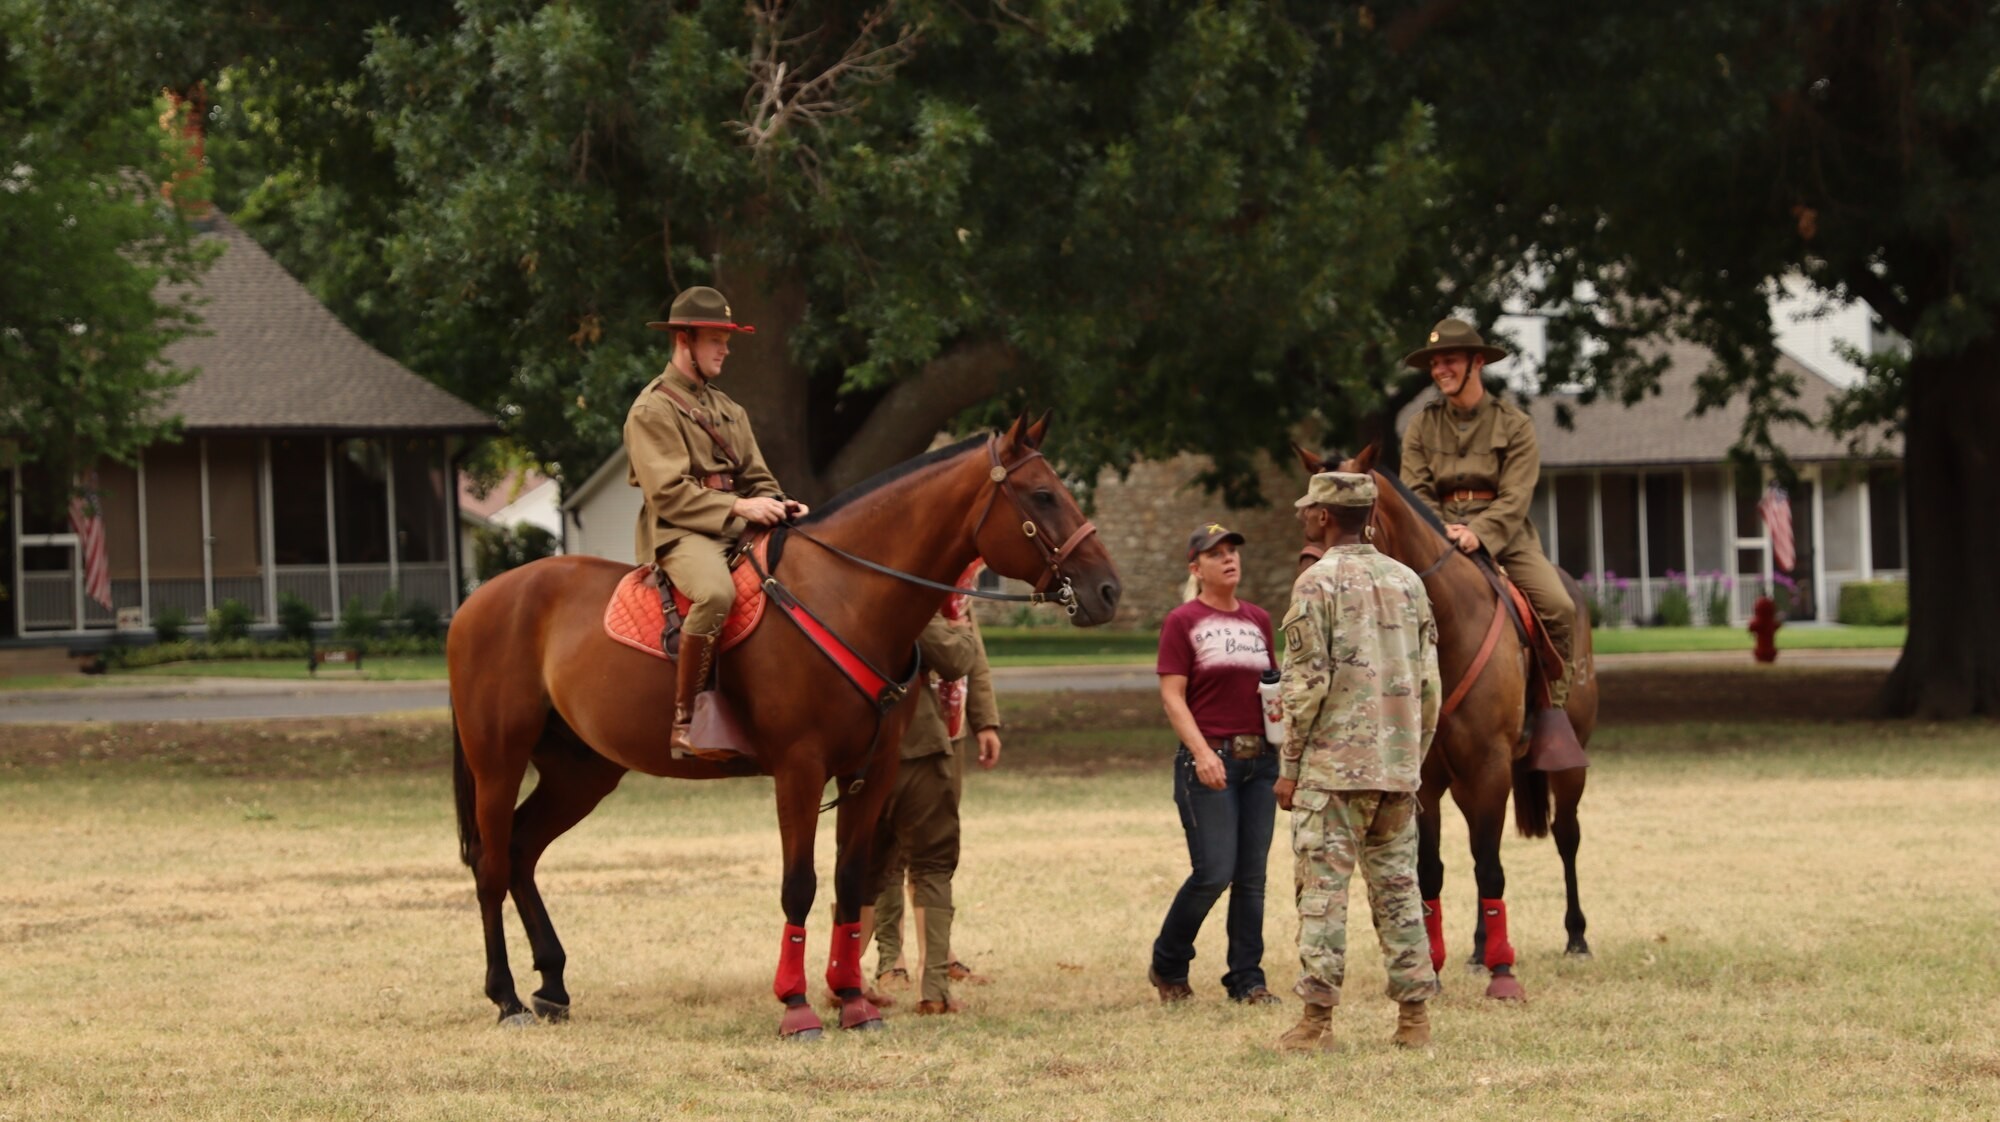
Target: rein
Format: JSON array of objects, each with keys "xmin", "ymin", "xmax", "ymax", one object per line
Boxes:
[{"xmin": 784, "ymin": 435, "xmax": 1099, "ymax": 617}]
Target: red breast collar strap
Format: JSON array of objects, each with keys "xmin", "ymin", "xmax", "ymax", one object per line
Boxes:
[{"xmin": 749, "ymin": 545, "xmax": 916, "ymax": 711}]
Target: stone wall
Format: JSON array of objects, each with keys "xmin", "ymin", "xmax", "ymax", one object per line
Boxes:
[{"xmin": 974, "ymin": 452, "xmax": 1312, "ymax": 631}]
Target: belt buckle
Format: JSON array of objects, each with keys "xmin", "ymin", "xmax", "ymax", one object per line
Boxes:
[{"xmin": 1229, "ymin": 735, "xmax": 1263, "ymax": 760}]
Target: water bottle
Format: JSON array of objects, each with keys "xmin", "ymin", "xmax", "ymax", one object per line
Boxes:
[{"xmin": 1259, "ymin": 668, "xmax": 1286, "ymax": 745}]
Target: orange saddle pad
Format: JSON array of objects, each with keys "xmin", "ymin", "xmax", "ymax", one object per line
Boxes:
[{"xmin": 603, "ymin": 538, "xmax": 770, "ymax": 661}]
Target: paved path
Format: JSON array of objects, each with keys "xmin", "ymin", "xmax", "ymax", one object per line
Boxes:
[{"xmin": 0, "ymin": 650, "xmax": 1896, "ymax": 724}]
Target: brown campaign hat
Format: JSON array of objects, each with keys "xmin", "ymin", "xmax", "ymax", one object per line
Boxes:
[
  {"xmin": 646, "ymin": 286, "xmax": 756, "ymax": 334},
  {"xmin": 1186, "ymin": 521, "xmax": 1246, "ymax": 560},
  {"xmin": 1402, "ymin": 317, "xmax": 1508, "ymax": 369}
]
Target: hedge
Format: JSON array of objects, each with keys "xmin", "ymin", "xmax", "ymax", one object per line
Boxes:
[
  {"xmin": 1837, "ymin": 580, "xmax": 1909, "ymax": 626},
  {"xmin": 105, "ymin": 636, "xmax": 446, "ymax": 670}
]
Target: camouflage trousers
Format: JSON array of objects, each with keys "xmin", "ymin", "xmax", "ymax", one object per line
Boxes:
[{"xmin": 1289, "ymin": 788, "xmax": 1440, "ymax": 1006}]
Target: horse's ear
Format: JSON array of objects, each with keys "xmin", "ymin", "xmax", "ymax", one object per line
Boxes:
[
  {"xmin": 1024, "ymin": 410, "xmax": 1052, "ymax": 450},
  {"xmin": 999, "ymin": 413, "xmax": 1027, "ymax": 451},
  {"xmin": 1353, "ymin": 443, "xmax": 1380, "ymax": 474},
  {"xmin": 1292, "ymin": 442, "xmax": 1327, "ymax": 475}
]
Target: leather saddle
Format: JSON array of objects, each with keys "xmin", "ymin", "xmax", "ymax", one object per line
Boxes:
[{"xmin": 603, "ymin": 535, "xmax": 774, "ymax": 661}]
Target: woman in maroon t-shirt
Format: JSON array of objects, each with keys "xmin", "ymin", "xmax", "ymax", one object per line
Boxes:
[{"xmin": 1147, "ymin": 522, "xmax": 1281, "ymax": 1006}]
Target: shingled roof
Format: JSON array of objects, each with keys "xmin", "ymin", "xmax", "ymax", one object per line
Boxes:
[
  {"xmin": 1401, "ymin": 341, "xmax": 1900, "ymax": 468},
  {"xmin": 160, "ymin": 215, "xmax": 497, "ymax": 435}
]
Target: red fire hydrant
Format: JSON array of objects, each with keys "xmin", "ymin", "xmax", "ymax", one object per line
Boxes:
[{"xmin": 1747, "ymin": 595, "xmax": 1782, "ymax": 663}]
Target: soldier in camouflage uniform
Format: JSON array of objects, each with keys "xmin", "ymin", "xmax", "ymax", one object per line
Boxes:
[{"xmin": 1274, "ymin": 472, "xmax": 1442, "ymax": 1053}]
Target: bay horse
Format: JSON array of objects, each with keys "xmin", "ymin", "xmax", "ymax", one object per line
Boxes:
[
  {"xmin": 1301, "ymin": 445, "xmax": 1597, "ymax": 1000},
  {"xmin": 447, "ymin": 415, "xmax": 1121, "ymax": 1037}
]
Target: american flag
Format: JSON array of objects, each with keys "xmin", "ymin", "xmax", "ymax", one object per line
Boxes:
[
  {"xmin": 1757, "ymin": 483, "xmax": 1796, "ymax": 574},
  {"xmin": 68, "ymin": 474, "xmax": 113, "ymax": 612}
]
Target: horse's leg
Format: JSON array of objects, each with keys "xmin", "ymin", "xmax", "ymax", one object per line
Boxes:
[
  {"xmin": 1552, "ymin": 766, "xmax": 1590, "ymax": 958},
  {"xmin": 1465, "ymin": 765, "xmax": 1524, "ymax": 1001},
  {"xmin": 471, "ymin": 754, "xmax": 533, "ymax": 1024},
  {"xmin": 509, "ymin": 745, "xmax": 628, "ymax": 1021},
  {"xmin": 1416, "ymin": 774, "xmax": 1448, "ymax": 979},
  {"xmin": 825, "ymin": 759, "xmax": 898, "ymax": 1031},
  {"xmin": 772, "ymin": 762, "xmax": 829, "ymax": 1040}
]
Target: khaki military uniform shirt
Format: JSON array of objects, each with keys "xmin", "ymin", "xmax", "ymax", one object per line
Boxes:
[
  {"xmin": 624, "ymin": 367, "xmax": 783, "ymax": 564},
  {"xmin": 902, "ymin": 615, "xmax": 999, "ymax": 759},
  {"xmin": 1278, "ymin": 544, "xmax": 1440, "ymax": 792},
  {"xmin": 1400, "ymin": 392, "xmax": 1541, "ymax": 553}
]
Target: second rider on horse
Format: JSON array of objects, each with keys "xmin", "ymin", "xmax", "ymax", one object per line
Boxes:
[{"xmin": 625, "ymin": 286, "xmax": 808, "ymax": 758}]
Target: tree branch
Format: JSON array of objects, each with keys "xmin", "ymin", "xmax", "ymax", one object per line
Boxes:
[
  {"xmin": 821, "ymin": 340, "xmax": 1020, "ymax": 494},
  {"xmin": 1384, "ymin": 0, "xmax": 1475, "ymax": 53}
]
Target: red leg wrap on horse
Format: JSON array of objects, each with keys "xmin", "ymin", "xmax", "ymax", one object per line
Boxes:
[
  {"xmin": 773, "ymin": 924, "xmax": 808, "ymax": 1002},
  {"xmin": 1423, "ymin": 899, "xmax": 1446, "ymax": 972},
  {"xmin": 825, "ymin": 920, "xmax": 865, "ymax": 993},
  {"xmin": 1480, "ymin": 899, "xmax": 1516, "ymax": 969}
]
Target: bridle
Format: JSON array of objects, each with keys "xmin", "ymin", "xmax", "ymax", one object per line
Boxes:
[
  {"xmin": 1358, "ymin": 471, "xmax": 1458, "ymax": 580},
  {"xmin": 783, "ymin": 434, "xmax": 1100, "ymax": 616}
]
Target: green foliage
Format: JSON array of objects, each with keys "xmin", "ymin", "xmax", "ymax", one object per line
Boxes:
[
  {"xmin": 1838, "ymin": 580, "xmax": 1909, "ymax": 627},
  {"xmin": 104, "ymin": 634, "xmax": 443, "ymax": 669},
  {"xmin": 153, "ymin": 605, "xmax": 189, "ymax": 643},
  {"xmin": 473, "ymin": 522, "xmax": 558, "ymax": 582},
  {"xmin": 1657, "ymin": 575, "xmax": 1694, "ymax": 628},
  {"xmin": 276, "ymin": 591, "xmax": 318, "ymax": 640},
  {"xmin": 0, "ymin": 1, "xmax": 218, "ymax": 492},
  {"xmin": 205, "ymin": 598, "xmax": 254, "ymax": 641},
  {"xmin": 398, "ymin": 599, "xmax": 443, "ymax": 640},
  {"xmin": 335, "ymin": 597, "xmax": 379, "ymax": 644},
  {"xmin": 211, "ymin": 0, "xmax": 1447, "ymax": 502}
]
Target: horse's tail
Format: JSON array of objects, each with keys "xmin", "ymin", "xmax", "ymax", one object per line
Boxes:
[
  {"xmin": 1512, "ymin": 754, "xmax": 1552, "ymax": 839},
  {"xmin": 452, "ymin": 705, "xmax": 480, "ymax": 869}
]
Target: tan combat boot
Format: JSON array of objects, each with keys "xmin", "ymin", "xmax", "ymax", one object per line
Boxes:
[
  {"xmin": 1392, "ymin": 999, "xmax": 1431, "ymax": 1048},
  {"xmin": 1276, "ymin": 1002, "xmax": 1335, "ymax": 1053}
]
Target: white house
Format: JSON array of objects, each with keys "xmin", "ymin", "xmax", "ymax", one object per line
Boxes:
[{"xmin": 559, "ymin": 455, "xmax": 640, "ymax": 564}]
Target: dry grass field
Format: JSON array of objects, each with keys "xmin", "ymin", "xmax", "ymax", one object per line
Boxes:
[{"xmin": 3, "ymin": 670, "xmax": 1998, "ymax": 1121}]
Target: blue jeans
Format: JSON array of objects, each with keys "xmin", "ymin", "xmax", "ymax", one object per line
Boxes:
[{"xmin": 1151, "ymin": 745, "xmax": 1278, "ymax": 997}]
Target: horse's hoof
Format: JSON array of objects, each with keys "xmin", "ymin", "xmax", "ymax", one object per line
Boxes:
[
  {"xmin": 838, "ymin": 997, "xmax": 884, "ymax": 1031},
  {"xmin": 1564, "ymin": 947, "xmax": 1594, "ymax": 961},
  {"xmin": 846, "ymin": 1016, "xmax": 887, "ymax": 1033},
  {"xmin": 532, "ymin": 997, "xmax": 571, "ymax": 1022},
  {"xmin": 1484, "ymin": 973, "xmax": 1527, "ymax": 1002},
  {"xmin": 498, "ymin": 1011, "xmax": 540, "ymax": 1028},
  {"xmin": 1463, "ymin": 961, "xmax": 1490, "ymax": 976},
  {"xmin": 784, "ymin": 1026, "xmax": 825, "ymax": 1043},
  {"xmin": 779, "ymin": 1003, "xmax": 826, "ymax": 1040}
]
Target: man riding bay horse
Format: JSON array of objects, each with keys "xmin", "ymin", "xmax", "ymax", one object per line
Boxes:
[{"xmin": 625, "ymin": 286, "xmax": 809, "ymax": 760}]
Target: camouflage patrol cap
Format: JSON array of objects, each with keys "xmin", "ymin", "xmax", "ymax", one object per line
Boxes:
[
  {"xmin": 1294, "ymin": 471, "xmax": 1377, "ymax": 509},
  {"xmin": 646, "ymin": 286, "xmax": 756, "ymax": 334}
]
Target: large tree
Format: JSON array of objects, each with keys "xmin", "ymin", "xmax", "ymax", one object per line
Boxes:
[
  {"xmin": 1327, "ymin": 0, "xmax": 2000, "ymax": 718},
  {"xmin": 213, "ymin": 0, "xmax": 1445, "ymax": 504},
  {"xmin": 0, "ymin": 1, "xmax": 213, "ymax": 496}
]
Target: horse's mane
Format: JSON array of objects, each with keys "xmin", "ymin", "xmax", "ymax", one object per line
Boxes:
[
  {"xmin": 804, "ymin": 433, "xmax": 988, "ymax": 523},
  {"xmin": 1373, "ymin": 467, "xmax": 1451, "ymax": 540}
]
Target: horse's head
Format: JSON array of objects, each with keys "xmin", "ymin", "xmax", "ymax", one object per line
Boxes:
[{"xmin": 973, "ymin": 413, "xmax": 1123, "ymax": 626}]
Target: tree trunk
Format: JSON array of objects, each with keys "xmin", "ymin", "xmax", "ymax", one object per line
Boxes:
[{"xmin": 1878, "ymin": 343, "xmax": 2000, "ymax": 718}]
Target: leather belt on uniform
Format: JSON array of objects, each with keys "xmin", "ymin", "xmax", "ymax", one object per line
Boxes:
[
  {"xmin": 1446, "ymin": 489, "xmax": 1497, "ymax": 503},
  {"xmin": 700, "ymin": 472, "xmax": 737, "ymax": 492}
]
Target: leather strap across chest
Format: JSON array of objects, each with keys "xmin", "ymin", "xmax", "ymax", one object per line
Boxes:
[{"xmin": 652, "ymin": 381, "xmax": 745, "ymax": 473}]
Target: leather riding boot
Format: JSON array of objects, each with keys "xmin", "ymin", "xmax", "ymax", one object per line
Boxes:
[
  {"xmin": 1546, "ymin": 654, "xmax": 1573, "ymax": 710},
  {"xmin": 1277, "ymin": 1002, "xmax": 1335, "ymax": 1053},
  {"xmin": 1526, "ymin": 707, "xmax": 1589, "ymax": 772},
  {"xmin": 670, "ymin": 631, "xmax": 718, "ymax": 756},
  {"xmin": 1392, "ymin": 1000, "xmax": 1431, "ymax": 1048}
]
